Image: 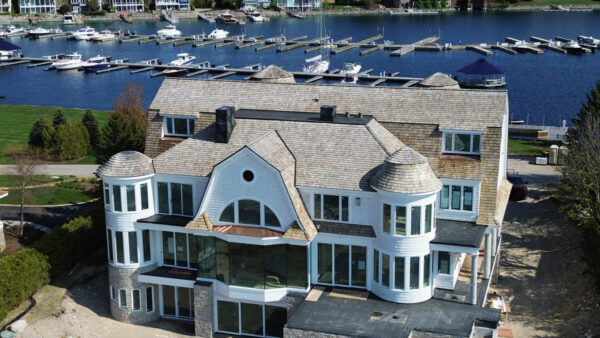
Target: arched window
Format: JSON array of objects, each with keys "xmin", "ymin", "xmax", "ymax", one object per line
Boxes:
[{"xmin": 218, "ymin": 199, "xmax": 281, "ymax": 227}]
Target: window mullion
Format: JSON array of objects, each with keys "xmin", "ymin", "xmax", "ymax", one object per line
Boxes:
[
  {"xmin": 348, "ymin": 246, "xmax": 352, "ymax": 287},
  {"xmin": 331, "ymin": 244, "xmax": 335, "ymax": 286}
]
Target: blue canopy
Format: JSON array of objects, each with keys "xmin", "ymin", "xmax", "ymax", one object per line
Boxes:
[
  {"xmin": 0, "ymin": 39, "xmax": 22, "ymax": 51},
  {"xmin": 457, "ymin": 58, "xmax": 505, "ymax": 75}
]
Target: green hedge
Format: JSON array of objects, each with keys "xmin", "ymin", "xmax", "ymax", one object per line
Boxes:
[
  {"xmin": 0, "ymin": 249, "xmax": 50, "ymax": 321},
  {"xmin": 0, "ymin": 202, "xmax": 105, "ymax": 322},
  {"xmin": 34, "ymin": 203, "xmax": 105, "ymax": 278}
]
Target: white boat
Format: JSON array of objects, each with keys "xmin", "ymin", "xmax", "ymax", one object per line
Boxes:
[
  {"xmin": 248, "ymin": 11, "xmax": 266, "ymax": 22},
  {"xmin": 216, "ymin": 11, "xmax": 238, "ymax": 24},
  {"xmin": 208, "ymin": 28, "xmax": 229, "ymax": 40},
  {"xmin": 72, "ymin": 26, "xmax": 99, "ymax": 41},
  {"xmin": 62, "ymin": 14, "xmax": 76, "ymax": 25},
  {"xmin": 163, "ymin": 53, "xmax": 196, "ymax": 74},
  {"xmin": 28, "ymin": 27, "xmax": 62, "ymax": 39},
  {"xmin": 2, "ymin": 25, "xmax": 27, "ymax": 37},
  {"xmin": 81, "ymin": 55, "xmax": 111, "ymax": 72},
  {"xmin": 303, "ymin": 55, "xmax": 330, "ymax": 74},
  {"xmin": 339, "ymin": 62, "xmax": 361, "ymax": 76},
  {"xmin": 91, "ymin": 30, "xmax": 116, "ymax": 42},
  {"xmin": 51, "ymin": 52, "xmax": 84, "ymax": 70},
  {"xmin": 564, "ymin": 41, "xmax": 585, "ymax": 54},
  {"xmin": 578, "ymin": 35, "xmax": 600, "ymax": 46},
  {"xmin": 341, "ymin": 75, "xmax": 358, "ymax": 85},
  {"xmin": 157, "ymin": 25, "xmax": 182, "ymax": 39}
]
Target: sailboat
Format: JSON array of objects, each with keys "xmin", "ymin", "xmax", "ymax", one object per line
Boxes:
[{"xmin": 303, "ymin": 5, "xmax": 329, "ymax": 74}]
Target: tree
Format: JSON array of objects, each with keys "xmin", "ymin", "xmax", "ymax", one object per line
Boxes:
[
  {"xmin": 51, "ymin": 122, "xmax": 91, "ymax": 161},
  {"xmin": 82, "ymin": 110, "xmax": 100, "ymax": 151},
  {"xmin": 113, "ymin": 83, "xmax": 146, "ymax": 123},
  {"xmin": 87, "ymin": 0, "xmax": 100, "ymax": 11},
  {"xmin": 28, "ymin": 118, "xmax": 51, "ymax": 149},
  {"xmin": 558, "ymin": 81, "xmax": 600, "ymax": 234},
  {"xmin": 11, "ymin": 149, "xmax": 41, "ymax": 239},
  {"xmin": 58, "ymin": 3, "xmax": 71, "ymax": 13},
  {"xmin": 52, "ymin": 110, "xmax": 68, "ymax": 129}
]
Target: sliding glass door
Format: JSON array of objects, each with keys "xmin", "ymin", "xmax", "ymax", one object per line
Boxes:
[{"xmin": 161, "ymin": 286, "xmax": 193, "ymax": 319}]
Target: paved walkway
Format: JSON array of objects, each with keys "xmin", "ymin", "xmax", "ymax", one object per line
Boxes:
[{"xmin": 0, "ymin": 165, "xmax": 99, "ymax": 177}]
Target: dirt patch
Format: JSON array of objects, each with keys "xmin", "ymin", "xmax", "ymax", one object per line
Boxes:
[{"xmin": 496, "ymin": 158, "xmax": 600, "ymax": 337}]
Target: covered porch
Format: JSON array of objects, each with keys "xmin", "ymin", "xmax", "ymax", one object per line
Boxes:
[{"xmin": 431, "ymin": 219, "xmax": 501, "ymax": 306}]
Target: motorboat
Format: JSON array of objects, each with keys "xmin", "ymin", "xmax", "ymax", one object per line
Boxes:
[
  {"xmin": 512, "ymin": 40, "xmax": 532, "ymax": 53},
  {"xmin": 2, "ymin": 25, "xmax": 27, "ymax": 37},
  {"xmin": 81, "ymin": 55, "xmax": 111, "ymax": 72},
  {"xmin": 339, "ymin": 62, "xmax": 361, "ymax": 76},
  {"xmin": 157, "ymin": 25, "xmax": 181, "ymax": 39},
  {"xmin": 207, "ymin": 28, "xmax": 229, "ymax": 40},
  {"xmin": 341, "ymin": 75, "xmax": 358, "ymax": 85},
  {"xmin": 72, "ymin": 26, "xmax": 99, "ymax": 41},
  {"xmin": 578, "ymin": 35, "xmax": 600, "ymax": 47},
  {"xmin": 62, "ymin": 14, "xmax": 76, "ymax": 25},
  {"xmin": 216, "ymin": 11, "xmax": 237, "ymax": 24},
  {"xmin": 51, "ymin": 52, "xmax": 84, "ymax": 70},
  {"xmin": 303, "ymin": 54, "xmax": 329, "ymax": 74},
  {"xmin": 91, "ymin": 30, "xmax": 116, "ymax": 42},
  {"xmin": 168, "ymin": 53, "xmax": 196, "ymax": 67},
  {"xmin": 563, "ymin": 41, "xmax": 585, "ymax": 54},
  {"xmin": 28, "ymin": 27, "xmax": 62, "ymax": 39},
  {"xmin": 163, "ymin": 53, "xmax": 196, "ymax": 74},
  {"xmin": 247, "ymin": 10, "xmax": 266, "ymax": 22}
]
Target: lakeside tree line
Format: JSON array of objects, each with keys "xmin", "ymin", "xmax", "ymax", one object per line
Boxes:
[{"xmin": 26, "ymin": 83, "xmax": 147, "ymax": 163}]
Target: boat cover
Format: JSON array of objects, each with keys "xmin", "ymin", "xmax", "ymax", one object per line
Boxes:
[
  {"xmin": 0, "ymin": 39, "xmax": 21, "ymax": 51},
  {"xmin": 457, "ymin": 57, "xmax": 505, "ymax": 75}
]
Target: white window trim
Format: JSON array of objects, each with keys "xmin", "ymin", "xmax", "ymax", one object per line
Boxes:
[
  {"xmin": 387, "ymin": 254, "xmax": 431, "ymax": 292},
  {"xmin": 214, "ymin": 298, "xmax": 287, "ymax": 337},
  {"xmin": 110, "ymin": 285, "xmax": 116, "ymax": 301},
  {"xmin": 217, "ymin": 199, "xmax": 282, "ymax": 230},
  {"xmin": 381, "ymin": 202, "xmax": 435, "ymax": 237},
  {"xmin": 146, "ymin": 286, "xmax": 155, "ymax": 313},
  {"xmin": 441, "ymin": 130, "xmax": 484, "ymax": 155},
  {"xmin": 315, "ymin": 243, "xmax": 367, "ymax": 289},
  {"xmin": 163, "ymin": 116, "xmax": 195, "ymax": 137},
  {"xmin": 439, "ymin": 183, "xmax": 478, "ymax": 213},
  {"xmin": 156, "ymin": 182, "xmax": 194, "ymax": 217},
  {"xmin": 118, "ymin": 289, "xmax": 127, "ymax": 308},
  {"xmin": 132, "ymin": 289, "xmax": 142, "ymax": 312},
  {"xmin": 312, "ymin": 193, "xmax": 350, "ymax": 223},
  {"xmin": 161, "ymin": 231, "xmax": 197, "ymax": 269}
]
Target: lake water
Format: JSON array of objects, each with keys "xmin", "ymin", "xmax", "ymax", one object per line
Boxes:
[{"xmin": 1, "ymin": 11, "xmax": 600, "ymax": 125}]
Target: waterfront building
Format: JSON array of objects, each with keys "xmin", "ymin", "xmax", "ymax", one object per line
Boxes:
[
  {"xmin": 0, "ymin": 0, "xmax": 11, "ymax": 13},
  {"xmin": 109, "ymin": 0, "xmax": 143, "ymax": 11},
  {"xmin": 275, "ymin": 0, "xmax": 320, "ymax": 10},
  {"xmin": 240, "ymin": 0, "xmax": 271, "ymax": 9},
  {"xmin": 154, "ymin": 0, "xmax": 190, "ymax": 11},
  {"xmin": 98, "ymin": 68, "xmax": 510, "ymax": 337},
  {"xmin": 18, "ymin": 0, "xmax": 56, "ymax": 14},
  {"xmin": 69, "ymin": 0, "xmax": 95, "ymax": 13}
]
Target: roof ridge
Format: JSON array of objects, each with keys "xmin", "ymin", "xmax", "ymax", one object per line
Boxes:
[{"xmin": 365, "ymin": 120, "xmax": 404, "ymax": 156}]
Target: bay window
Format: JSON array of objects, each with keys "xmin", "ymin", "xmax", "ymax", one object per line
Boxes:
[
  {"xmin": 164, "ymin": 116, "xmax": 195, "ymax": 137},
  {"xmin": 442, "ymin": 131, "xmax": 482, "ymax": 155},
  {"xmin": 381, "ymin": 203, "xmax": 434, "ymax": 236},
  {"xmin": 313, "ymin": 194, "xmax": 349, "ymax": 222},
  {"xmin": 113, "ymin": 185, "xmax": 122, "ymax": 212}
]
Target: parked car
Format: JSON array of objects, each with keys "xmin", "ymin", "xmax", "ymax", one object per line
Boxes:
[{"xmin": 507, "ymin": 170, "xmax": 528, "ymax": 201}]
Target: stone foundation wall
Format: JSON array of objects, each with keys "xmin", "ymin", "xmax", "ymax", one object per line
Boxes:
[
  {"xmin": 284, "ymin": 327, "xmax": 352, "ymax": 338},
  {"xmin": 107, "ymin": 264, "xmax": 160, "ymax": 324},
  {"xmin": 286, "ymin": 292, "xmax": 307, "ymax": 321},
  {"xmin": 193, "ymin": 281, "xmax": 214, "ymax": 338}
]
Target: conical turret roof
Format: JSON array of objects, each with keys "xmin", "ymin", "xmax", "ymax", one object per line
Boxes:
[
  {"xmin": 371, "ymin": 147, "xmax": 442, "ymax": 194},
  {"xmin": 250, "ymin": 65, "xmax": 295, "ymax": 84},
  {"xmin": 419, "ymin": 72, "xmax": 459, "ymax": 89},
  {"xmin": 98, "ymin": 151, "xmax": 154, "ymax": 177}
]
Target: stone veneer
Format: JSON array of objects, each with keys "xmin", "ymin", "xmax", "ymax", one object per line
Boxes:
[
  {"xmin": 286, "ymin": 292, "xmax": 306, "ymax": 321},
  {"xmin": 193, "ymin": 281, "xmax": 214, "ymax": 337},
  {"xmin": 108, "ymin": 264, "xmax": 160, "ymax": 324}
]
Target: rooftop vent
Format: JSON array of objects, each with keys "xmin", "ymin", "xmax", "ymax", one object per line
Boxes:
[
  {"xmin": 216, "ymin": 106, "xmax": 235, "ymax": 143},
  {"xmin": 320, "ymin": 105, "xmax": 336, "ymax": 121}
]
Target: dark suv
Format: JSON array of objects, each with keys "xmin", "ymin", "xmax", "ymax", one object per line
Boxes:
[{"xmin": 507, "ymin": 171, "xmax": 528, "ymax": 201}]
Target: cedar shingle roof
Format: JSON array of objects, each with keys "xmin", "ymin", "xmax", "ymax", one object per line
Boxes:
[
  {"xmin": 153, "ymin": 117, "xmax": 403, "ymax": 192},
  {"xmin": 371, "ymin": 147, "xmax": 442, "ymax": 194},
  {"xmin": 185, "ymin": 212, "xmax": 213, "ymax": 231},
  {"xmin": 149, "ymin": 79, "xmax": 507, "ymax": 132},
  {"xmin": 98, "ymin": 151, "xmax": 154, "ymax": 177},
  {"xmin": 419, "ymin": 72, "xmax": 459, "ymax": 89}
]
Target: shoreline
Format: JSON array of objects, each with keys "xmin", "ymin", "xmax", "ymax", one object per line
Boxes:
[{"xmin": 1, "ymin": 5, "xmax": 599, "ymax": 24}]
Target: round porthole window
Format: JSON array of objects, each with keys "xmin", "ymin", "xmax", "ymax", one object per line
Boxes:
[{"xmin": 243, "ymin": 170, "xmax": 254, "ymax": 182}]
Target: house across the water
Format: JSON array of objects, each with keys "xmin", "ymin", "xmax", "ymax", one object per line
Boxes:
[{"xmin": 98, "ymin": 67, "xmax": 511, "ymax": 337}]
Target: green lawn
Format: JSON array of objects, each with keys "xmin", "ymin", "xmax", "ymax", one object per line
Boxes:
[
  {"xmin": 0, "ymin": 175, "xmax": 55, "ymax": 188},
  {"xmin": 508, "ymin": 138, "xmax": 556, "ymax": 157},
  {"xmin": 509, "ymin": 0, "xmax": 599, "ymax": 6},
  {"xmin": 0, "ymin": 105, "xmax": 111, "ymax": 164},
  {"xmin": 0, "ymin": 186, "xmax": 99, "ymax": 205}
]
